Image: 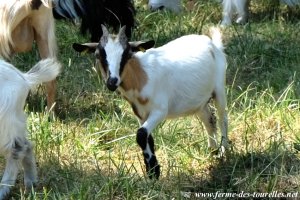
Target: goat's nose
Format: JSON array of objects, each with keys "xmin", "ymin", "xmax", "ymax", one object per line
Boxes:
[
  {"xmin": 149, "ymin": 5, "xmax": 164, "ymax": 11},
  {"xmin": 106, "ymin": 77, "xmax": 118, "ymax": 91},
  {"xmin": 158, "ymin": 6, "xmax": 165, "ymax": 10}
]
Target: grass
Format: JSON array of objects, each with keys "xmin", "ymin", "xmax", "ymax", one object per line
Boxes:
[{"xmin": 2, "ymin": 0, "xmax": 300, "ymax": 199}]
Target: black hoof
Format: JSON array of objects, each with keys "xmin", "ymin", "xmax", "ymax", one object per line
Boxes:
[{"xmin": 145, "ymin": 155, "xmax": 160, "ymax": 179}]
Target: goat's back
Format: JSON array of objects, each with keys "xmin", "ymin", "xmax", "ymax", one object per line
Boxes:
[{"xmin": 136, "ymin": 35, "xmax": 223, "ymax": 117}]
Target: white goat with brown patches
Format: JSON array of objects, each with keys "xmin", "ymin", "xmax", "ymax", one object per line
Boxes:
[
  {"xmin": 73, "ymin": 25, "xmax": 229, "ymax": 179},
  {"xmin": 0, "ymin": 58, "xmax": 61, "ymax": 199}
]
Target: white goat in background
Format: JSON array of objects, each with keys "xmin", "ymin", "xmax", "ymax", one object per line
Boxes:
[
  {"xmin": 0, "ymin": 58, "xmax": 61, "ymax": 199},
  {"xmin": 148, "ymin": 0, "xmax": 181, "ymax": 12},
  {"xmin": 147, "ymin": 0, "xmax": 300, "ymax": 25},
  {"xmin": 221, "ymin": 0, "xmax": 300, "ymax": 25},
  {"xmin": 73, "ymin": 25, "xmax": 229, "ymax": 179}
]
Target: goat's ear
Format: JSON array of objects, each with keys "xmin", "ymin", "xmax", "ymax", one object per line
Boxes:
[
  {"xmin": 129, "ymin": 40, "xmax": 155, "ymax": 52},
  {"xmin": 118, "ymin": 25, "xmax": 128, "ymax": 48},
  {"xmin": 101, "ymin": 24, "xmax": 109, "ymax": 46},
  {"xmin": 72, "ymin": 43, "xmax": 98, "ymax": 53}
]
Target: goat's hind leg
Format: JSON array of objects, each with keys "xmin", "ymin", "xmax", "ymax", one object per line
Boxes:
[
  {"xmin": 0, "ymin": 138, "xmax": 37, "ymax": 199},
  {"xmin": 198, "ymin": 104, "xmax": 218, "ymax": 153},
  {"xmin": 22, "ymin": 141, "xmax": 37, "ymax": 194},
  {"xmin": 0, "ymin": 156, "xmax": 20, "ymax": 200},
  {"xmin": 0, "ymin": 139, "xmax": 25, "ymax": 199},
  {"xmin": 214, "ymin": 88, "xmax": 229, "ymax": 153}
]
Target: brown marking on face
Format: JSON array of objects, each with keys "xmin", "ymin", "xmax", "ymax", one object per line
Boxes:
[
  {"xmin": 109, "ymin": 35, "xmax": 117, "ymax": 42},
  {"xmin": 120, "ymin": 57, "xmax": 148, "ymax": 92}
]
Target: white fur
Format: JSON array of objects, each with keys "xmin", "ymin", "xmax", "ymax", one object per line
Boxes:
[
  {"xmin": 107, "ymin": 27, "xmax": 227, "ymax": 152},
  {"xmin": 74, "ymin": 26, "xmax": 229, "ymax": 178},
  {"xmin": 126, "ymin": 29, "xmax": 228, "ymax": 148},
  {"xmin": 221, "ymin": 0, "xmax": 300, "ymax": 25},
  {"xmin": 0, "ymin": 58, "xmax": 61, "ymax": 199}
]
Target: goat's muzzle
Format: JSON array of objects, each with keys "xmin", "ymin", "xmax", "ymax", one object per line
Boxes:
[
  {"xmin": 106, "ymin": 77, "xmax": 118, "ymax": 91},
  {"xmin": 149, "ymin": 5, "xmax": 165, "ymax": 11}
]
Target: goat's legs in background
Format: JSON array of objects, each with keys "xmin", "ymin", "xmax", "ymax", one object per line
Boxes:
[
  {"xmin": 221, "ymin": 0, "xmax": 249, "ymax": 25},
  {"xmin": 235, "ymin": 0, "xmax": 249, "ymax": 24},
  {"xmin": 136, "ymin": 109, "xmax": 167, "ymax": 179},
  {"xmin": 32, "ymin": 5, "xmax": 57, "ymax": 111},
  {"xmin": 221, "ymin": 0, "xmax": 234, "ymax": 25}
]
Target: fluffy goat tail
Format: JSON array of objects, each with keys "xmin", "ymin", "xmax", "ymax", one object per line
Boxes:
[
  {"xmin": 210, "ymin": 27, "xmax": 224, "ymax": 51},
  {"xmin": 23, "ymin": 58, "xmax": 62, "ymax": 89},
  {"xmin": 210, "ymin": 27, "xmax": 227, "ymax": 89}
]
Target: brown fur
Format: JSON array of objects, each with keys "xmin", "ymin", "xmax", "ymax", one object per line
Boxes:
[
  {"xmin": 119, "ymin": 57, "xmax": 150, "ymax": 121},
  {"xmin": 137, "ymin": 97, "xmax": 149, "ymax": 105},
  {"xmin": 0, "ymin": 0, "xmax": 57, "ymax": 110},
  {"xmin": 120, "ymin": 57, "xmax": 148, "ymax": 92}
]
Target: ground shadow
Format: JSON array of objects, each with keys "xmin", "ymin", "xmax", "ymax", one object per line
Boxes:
[
  {"xmin": 224, "ymin": 21, "xmax": 300, "ymax": 95},
  {"xmin": 173, "ymin": 147, "xmax": 300, "ymax": 199},
  {"xmin": 248, "ymin": 3, "xmax": 300, "ymax": 24}
]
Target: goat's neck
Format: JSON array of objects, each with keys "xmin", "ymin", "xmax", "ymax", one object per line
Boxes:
[{"xmin": 120, "ymin": 56, "xmax": 148, "ymax": 93}]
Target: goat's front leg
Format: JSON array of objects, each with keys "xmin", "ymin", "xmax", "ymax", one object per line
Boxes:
[{"xmin": 136, "ymin": 109, "xmax": 166, "ymax": 179}]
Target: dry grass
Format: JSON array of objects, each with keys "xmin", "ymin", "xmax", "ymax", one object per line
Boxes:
[{"xmin": 1, "ymin": 0, "xmax": 299, "ymax": 199}]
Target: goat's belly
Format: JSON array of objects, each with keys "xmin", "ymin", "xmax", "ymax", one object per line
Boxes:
[{"xmin": 167, "ymin": 96, "xmax": 209, "ymax": 118}]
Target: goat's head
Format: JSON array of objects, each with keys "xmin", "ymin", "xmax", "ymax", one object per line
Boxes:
[
  {"xmin": 73, "ymin": 25, "xmax": 155, "ymax": 91},
  {"xmin": 148, "ymin": 0, "xmax": 181, "ymax": 12}
]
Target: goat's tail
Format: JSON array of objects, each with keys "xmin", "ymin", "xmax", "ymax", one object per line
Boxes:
[
  {"xmin": 210, "ymin": 27, "xmax": 224, "ymax": 51},
  {"xmin": 24, "ymin": 59, "xmax": 62, "ymax": 89}
]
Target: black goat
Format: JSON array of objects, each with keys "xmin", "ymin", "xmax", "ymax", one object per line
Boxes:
[{"xmin": 53, "ymin": 0, "xmax": 136, "ymax": 41}]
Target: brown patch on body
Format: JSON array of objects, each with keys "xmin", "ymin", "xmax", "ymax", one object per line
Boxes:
[
  {"xmin": 120, "ymin": 57, "xmax": 148, "ymax": 92},
  {"xmin": 120, "ymin": 57, "xmax": 150, "ymax": 121},
  {"xmin": 11, "ymin": 18, "xmax": 34, "ymax": 53}
]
